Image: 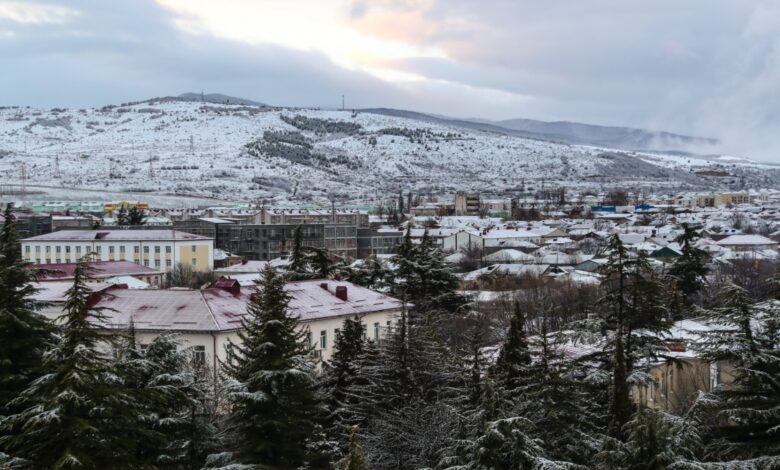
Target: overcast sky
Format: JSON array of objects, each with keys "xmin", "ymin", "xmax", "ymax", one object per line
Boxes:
[{"xmin": 1, "ymin": 0, "xmax": 778, "ymax": 160}]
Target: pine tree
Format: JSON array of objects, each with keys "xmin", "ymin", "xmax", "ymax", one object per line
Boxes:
[
  {"xmin": 0, "ymin": 258, "xmax": 144, "ymax": 469},
  {"xmin": 127, "ymin": 205, "xmax": 146, "ymax": 225},
  {"xmin": 218, "ymin": 265, "xmax": 324, "ymax": 468},
  {"xmin": 0, "ymin": 204, "xmax": 54, "ymax": 458},
  {"xmin": 116, "ymin": 204, "xmax": 129, "ymax": 225},
  {"xmin": 668, "ymin": 223, "xmax": 709, "ymax": 305},
  {"xmin": 596, "ymin": 236, "xmax": 670, "ymax": 439},
  {"xmin": 337, "ymin": 426, "xmax": 370, "ymax": 470},
  {"xmin": 697, "ymin": 282, "xmax": 780, "ymax": 462},
  {"xmin": 324, "ymin": 315, "xmax": 367, "ymax": 450},
  {"xmin": 289, "ymin": 224, "xmax": 308, "ymax": 276},
  {"xmin": 493, "ymin": 302, "xmax": 532, "ymax": 390}
]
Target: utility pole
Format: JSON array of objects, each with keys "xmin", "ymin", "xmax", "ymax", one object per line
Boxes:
[{"xmin": 341, "ymin": 94, "xmax": 345, "ymax": 111}]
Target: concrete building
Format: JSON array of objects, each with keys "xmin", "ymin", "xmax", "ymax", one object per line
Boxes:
[
  {"xmin": 454, "ymin": 191, "xmax": 481, "ymax": 216},
  {"xmin": 22, "ymin": 230, "xmax": 214, "ymax": 272}
]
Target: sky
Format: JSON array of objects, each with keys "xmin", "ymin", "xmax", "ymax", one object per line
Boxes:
[{"xmin": 0, "ymin": 0, "xmax": 778, "ymax": 160}]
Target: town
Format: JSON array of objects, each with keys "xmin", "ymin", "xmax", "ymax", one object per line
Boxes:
[{"xmin": 1, "ymin": 185, "xmax": 778, "ymax": 468}]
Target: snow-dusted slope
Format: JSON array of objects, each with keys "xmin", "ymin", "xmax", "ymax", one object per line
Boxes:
[{"xmin": 0, "ymin": 99, "xmax": 776, "ymax": 204}]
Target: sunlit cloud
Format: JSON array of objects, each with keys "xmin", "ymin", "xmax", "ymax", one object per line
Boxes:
[{"xmin": 0, "ymin": 1, "xmax": 78, "ymax": 24}]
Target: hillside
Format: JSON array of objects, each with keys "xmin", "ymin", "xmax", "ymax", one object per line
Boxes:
[{"xmin": 0, "ymin": 99, "xmax": 776, "ymax": 206}]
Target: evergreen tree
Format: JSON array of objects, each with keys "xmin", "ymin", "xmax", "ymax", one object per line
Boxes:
[
  {"xmin": 116, "ymin": 204, "xmax": 129, "ymax": 225},
  {"xmin": 398, "ymin": 191, "xmax": 404, "ymax": 214},
  {"xmin": 668, "ymin": 223, "xmax": 709, "ymax": 305},
  {"xmin": 218, "ymin": 265, "xmax": 324, "ymax": 468},
  {"xmin": 337, "ymin": 426, "xmax": 370, "ymax": 470},
  {"xmin": 492, "ymin": 302, "xmax": 532, "ymax": 390},
  {"xmin": 595, "ymin": 236, "xmax": 670, "ymax": 439},
  {"xmin": 289, "ymin": 224, "xmax": 308, "ymax": 276},
  {"xmin": 324, "ymin": 315, "xmax": 367, "ymax": 450},
  {"xmin": 0, "ymin": 203, "xmax": 53, "ymax": 419},
  {"xmin": 343, "ymin": 305, "xmax": 465, "ymax": 469},
  {"xmin": 0, "ymin": 258, "xmax": 144, "ymax": 469},
  {"xmin": 340, "ymin": 256, "xmax": 389, "ymax": 291},
  {"xmin": 697, "ymin": 283, "xmax": 780, "ymax": 462},
  {"xmin": 127, "ymin": 205, "xmax": 146, "ymax": 225}
]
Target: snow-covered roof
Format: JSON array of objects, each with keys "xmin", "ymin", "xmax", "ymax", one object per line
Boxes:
[
  {"xmin": 23, "ymin": 230, "xmax": 211, "ymax": 242},
  {"xmin": 716, "ymin": 234, "xmax": 777, "ymax": 246}
]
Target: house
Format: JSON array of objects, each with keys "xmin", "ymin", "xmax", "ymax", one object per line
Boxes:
[
  {"xmin": 715, "ymin": 234, "xmax": 779, "ymax": 252},
  {"xmin": 33, "ymin": 279, "xmax": 405, "ymax": 369},
  {"xmin": 21, "ymin": 230, "xmax": 214, "ymax": 273},
  {"xmin": 482, "ymin": 249, "xmax": 535, "ymax": 264}
]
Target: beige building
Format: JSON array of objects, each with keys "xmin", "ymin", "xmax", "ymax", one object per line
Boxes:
[
  {"xmin": 454, "ymin": 191, "xmax": 481, "ymax": 216},
  {"xmin": 33, "ymin": 279, "xmax": 403, "ymax": 371},
  {"xmin": 22, "ymin": 230, "xmax": 213, "ymax": 273}
]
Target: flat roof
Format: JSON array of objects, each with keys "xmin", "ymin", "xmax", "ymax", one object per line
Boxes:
[{"xmin": 23, "ymin": 230, "xmax": 211, "ymax": 242}]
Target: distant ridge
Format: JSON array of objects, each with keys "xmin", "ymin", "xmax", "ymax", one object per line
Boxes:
[
  {"xmin": 359, "ymin": 107, "xmax": 718, "ymax": 152},
  {"xmin": 178, "ymin": 92, "xmax": 267, "ymax": 107}
]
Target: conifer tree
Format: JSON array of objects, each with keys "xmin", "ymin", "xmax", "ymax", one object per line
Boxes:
[
  {"xmin": 697, "ymin": 282, "xmax": 780, "ymax": 462},
  {"xmin": 337, "ymin": 426, "xmax": 370, "ymax": 470},
  {"xmin": 289, "ymin": 224, "xmax": 308, "ymax": 276},
  {"xmin": 127, "ymin": 205, "xmax": 146, "ymax": 225},
  {"xmin": 324, "ymin": 314, "xmax": 367, "ymax": 449},
  {"xmin": 493, "ymin": 302, "xmax": 532, "ymax": 390},
  {"xmin": 668, "ymin": 223, "xmax": 709, "ymax": 305},
  {"xmin": 116, "ymin": 204, "xmax": 129, "ymax": 225},
  {"xmin": 218, "ymin": 265, "xmax": 324, "ymax": 468},
  {"xmin": 0, "ymin": 258, "xmax": 144, "ymax": 469},
  {"xmin": 0, "ymin": 204, "xmax": 53, "ymax": 423}
]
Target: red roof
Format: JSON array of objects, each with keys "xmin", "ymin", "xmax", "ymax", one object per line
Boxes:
[{"xmin": 29, "ymin": 261, "xmax": 162, "ymax": 280}]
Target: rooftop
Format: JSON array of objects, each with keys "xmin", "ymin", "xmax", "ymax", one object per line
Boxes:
[{"xmin": 23, "ymin": 229, "xmax": 211, "ymax": 242}]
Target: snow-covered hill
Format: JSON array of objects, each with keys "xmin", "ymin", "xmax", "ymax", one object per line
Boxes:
[{"xmin": 0, "ymin": 98, "xmax": 776, "ymax": 205}]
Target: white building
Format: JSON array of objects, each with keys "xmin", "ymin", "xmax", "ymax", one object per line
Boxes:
[
  {"xmin": 33, "ymin": 279, "xmax": 404, "ymax": 369},
  {"xmin": 21, "ymin": 229, "xmax": 214, "ymax": 272}
]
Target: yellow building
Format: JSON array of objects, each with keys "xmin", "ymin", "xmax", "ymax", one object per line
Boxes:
[{"xmin": 22, "ymin": 230, "xmax": 214, "ymax": 272}]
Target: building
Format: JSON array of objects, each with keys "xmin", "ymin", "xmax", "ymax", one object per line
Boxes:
[
  {"xmin": 454, "ymin": 191, "xmax": 481, "ymax": 216},
  {"xmin": 22, "ymin": 230, "xmax": 214, "ymax": 272},
  {"xmin": 29, "ymin": 260, "xmax": 164, "ymax": 286},
  {"xmin": 716, "ymin": 234, "xmax": 779, "ymax": 253},
  {"xmin": 33, "ymin": 279, "xmax": 404, "ymax": 368},
  {"xmin": 357, "ymin": 227, "xmax": 404, "ymax": 258}
]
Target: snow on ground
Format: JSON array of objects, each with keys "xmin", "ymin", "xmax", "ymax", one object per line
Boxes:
[{"xmin": 0, "ymin": 98, "xmax": 775, "ymax": 206}]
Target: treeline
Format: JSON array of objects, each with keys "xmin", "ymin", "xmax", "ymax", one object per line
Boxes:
[
  {"xmin": 0, "ymin": 210, "xmax": 778, "ymax": 469},
  {"xmin": 281, "ymin": 114, "xmax": 363, "ymax": 135}
]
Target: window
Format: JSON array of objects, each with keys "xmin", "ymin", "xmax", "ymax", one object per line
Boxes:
[
  {"xmin": 193, "ymin": 345, "xmax": 206, "ymax": 364},
  {"xmin": 144, "ymin": 260, "xmax": 150, "ymax": 267},
  {"xmin": 334, "ymin": 328, "xmax": 341, "ymax": 341},
  {"xmin": 109, "ymin": 246, "xmax": 114, "ymax": 254},
  {"xmin": 95, "ymin": 246, "xmax": 102, "ymax": 255},
  {"xmin": 191, "ymin": 245, "xmax": 197, "ymax": 253},
  {"xmin": 134, "ymin": 246, "xmax": 140, "ymax": 254},
  {"xmin": 166, "ymin": 259, "xmax": 172, "ymax": 267},
  {"xmin": 35, "ymin": 246, "xmax": 40, "ymax": 254},
  {"xmin": 154, "ymin": 260, "xmax": 160, "ymax": 268},
  {"xmin": 305, "ymin": 331, "xmax": 312, "ymax": 348},
  {"xmin": 166, "ymin": 246, "xmax": 171, "ymax": 254},
  {"xmin": 120, "ymin": 246, "xmax": 125, "ymax": 254},
  {"xmin": 191, "ymin": 258, "xmax": 197, "ymax": 266},
  {"xmin": 75, "ymin": 246, "xmax": 81, "ymax": 255},
  {"xmin": 24, "ymin": 246, "xmax": 30, "ymax": 254},
  {"xmin": 320, "ymin": 330, "xmax": 327, "ymax": 349},
  {"xmin": 55, "ymin": 246, "xmax": 61, "ymax": 254},
  {"xmin": 155, "ymin": 246, "xmax": 161, "ymax": 254},
  {"xmin": 65, "ymin": 246, "xmax": 71, "ymax": 254},
  {"xmin": 374, "ymin": 322, "xmax": 380, "ymax": 340},
  {"xmin": 143, "ymin": 246, "xmax": 149, "ymax": 254}
]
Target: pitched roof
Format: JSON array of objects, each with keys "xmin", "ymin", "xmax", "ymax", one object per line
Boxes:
[
  {"xmin": 23, "ymin": 230, "xmax": 211, "ymax": 242},
  {"xmin": 29, "ymin": 261, "xmax": 162, "ymax": 280}
]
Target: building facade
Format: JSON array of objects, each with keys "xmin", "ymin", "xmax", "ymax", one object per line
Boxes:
[{"xmin": 22, "ymin": 229, "xmax": 214, "ymax": 272}]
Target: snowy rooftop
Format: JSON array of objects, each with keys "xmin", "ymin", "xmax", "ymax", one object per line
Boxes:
[
  {"xmin": 30, "ymin": 261, "xmax": 162, "ymax": 280},
  {"xmin": 23, "ymin": 230, "xmax": 211, "ymax": 242}
]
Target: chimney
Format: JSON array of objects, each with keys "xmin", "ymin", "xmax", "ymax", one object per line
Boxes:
[
  {"xmin": 320, "ymin": 282, "xmax": 329, "ymax": 291},
  {"xmin": 335, "ymin": 286, "xmax": 348, "ymax": 301}
]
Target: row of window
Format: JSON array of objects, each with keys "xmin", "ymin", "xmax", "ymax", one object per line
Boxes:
[
  {"xmin": 24, "ymin": 244, "xmax": 199, "ymax": 255},
  {"xmin": 306, "ymin": 320, "xmax": 392, "ymax": 350}
]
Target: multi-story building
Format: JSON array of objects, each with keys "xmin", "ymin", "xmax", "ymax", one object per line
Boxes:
[
  {"xmin": 454, "ymin": 191, "xmax": 481, "ymax": 216},
  {"xmin": 254, "ymin": 208, "xmax": 369, "ymax": 227},
  {"xmin": 357, "ymin": 227, "xmax": 404, "ymax": 258},
  {"xmin": 21, "ymin": 229, "xmax": 214, "ymax": 272}
]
